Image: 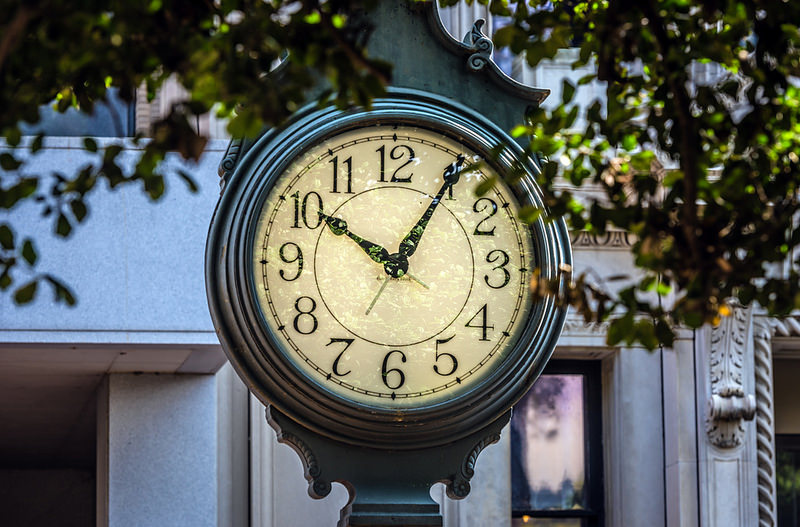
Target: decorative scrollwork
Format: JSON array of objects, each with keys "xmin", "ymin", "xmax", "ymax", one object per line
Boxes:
[
  {"xmin": 446, "ymin": 432, "xmax": 501, "ymax": 499},
  {"xmin": 706, "ymin": 305, "xmax": 757, "ymax": 448},
  {"xmin": 218, "ymin": 138, "xmax": 244, "ymax": 182},
  {"xmin": 274, "ymin": 429, "xmax": 332, "ymax": 499},
  {"xmin": 462, "ymin": 19, "xmax": 493, "ymax": 72}
]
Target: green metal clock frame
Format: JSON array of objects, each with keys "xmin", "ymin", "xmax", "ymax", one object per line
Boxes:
[{"xmin": 206, "ymin": 87, "xmax": 572, "ymax": 450}]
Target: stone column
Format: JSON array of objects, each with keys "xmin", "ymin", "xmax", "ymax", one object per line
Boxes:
[
  {"xmin": 662, "ymin": 333, "xmax": 700, "ymax": 526},
  {"xmin": 96, "ymin": 374, "xmax": 217, "ymax": 527}
]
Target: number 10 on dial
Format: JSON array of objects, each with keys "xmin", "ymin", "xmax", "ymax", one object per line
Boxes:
[{"xmin": 251, "ymin": 124, "xmax": 535, "ymax": 408}]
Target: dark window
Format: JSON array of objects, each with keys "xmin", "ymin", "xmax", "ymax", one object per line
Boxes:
[
  {"xmin": 777, "ymin": 434, "xmax": 800, "ymax": 526},
  {"xmin": 511, "ymin": 360, "xmax": 604, "ymax": 526},
  {"xmin": 19, "ymin": 88, "xmax": 134, "ymax": 137}
]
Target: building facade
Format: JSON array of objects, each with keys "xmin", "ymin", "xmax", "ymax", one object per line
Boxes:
[{"xmin": 1, "ymin": 4, "xmax": 796, "ymax": 527}]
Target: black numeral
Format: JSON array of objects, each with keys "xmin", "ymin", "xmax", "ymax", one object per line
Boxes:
[
  {"xmin": 484, "ymin": 249, "xmax": 510, "ymax": 289},
  {"xmin": 433, "ymin": 335, "xmax": 458, "ymax": 376},
  {"xmin": 473, "ymin": 197, "xmax": 497, "ymax": 236},
  {"xmin": 381, "ymin": 350, "xmax": 407, "ymax": 389},
  {"xmin": 291, "ymin": 191, "xmax": 323, "ymax": 229},
  {"xmin": 377, "ymin": 145, "xmax": 416, "ymax": 183},
  {"xmin": 465, "ymin": 304, "xmax": 494, "ymax": 341},
  {"xmin": 293, "ymin": 296, "xmax": 318, "ymax": 335},
  {"xmin": 326, "ymin": 338, "xmax": 354, "ymax": 376},
  {"xmin": 278, "ymin": 242, "xmax": 303, "ymax": 281},
  {"xmin": 330, "ymin": 156, "xmax": 354, "ymax": 194}
]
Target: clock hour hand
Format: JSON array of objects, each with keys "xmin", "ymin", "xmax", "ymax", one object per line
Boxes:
[
  {"xmin": 318, "ymin": 211, "xmax": 409, "ymax": 278},
  {"xmin": 318, "ymin": 211, "xmax": 391, "ymax": 264},
  {"xmin": 398, "ymin": 154, "xmax": 466, "ymax": 258}
]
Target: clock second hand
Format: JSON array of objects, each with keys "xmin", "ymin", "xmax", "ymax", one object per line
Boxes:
[
  {"xmin": 406, "ymin": 272, "xmax": 429, "ymax": 289},
  {"xmin": 365, "ymin": 276, "xmax": 391, "ymax": 315},
  {"xmin": 365, "ymin": 273, "xmax": 429, "ymax": 315}
]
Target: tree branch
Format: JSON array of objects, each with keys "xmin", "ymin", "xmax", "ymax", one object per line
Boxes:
[
  {"xmin": 639, "ymin": 0, "xmax": 702, "ymax": 267},
  {"xmin": 0, "ymin": 5, "xmax": 37, "ymax": 75}
]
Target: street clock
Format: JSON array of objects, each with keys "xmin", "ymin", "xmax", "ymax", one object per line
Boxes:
[{"xmin": 205, "ymin": 3, "xmax": 571, "ymax": 525}]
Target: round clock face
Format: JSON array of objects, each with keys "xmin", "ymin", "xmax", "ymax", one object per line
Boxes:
[{"xmin": 250, "ymin": 123, "xmax": 535, "ymax": 409}]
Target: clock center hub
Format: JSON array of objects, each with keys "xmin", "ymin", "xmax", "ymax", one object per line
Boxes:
[{"xmin": 314, "ymin": 187, "xmax": 474, "ymax": 347}]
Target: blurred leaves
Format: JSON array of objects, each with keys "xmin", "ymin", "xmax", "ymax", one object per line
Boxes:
[
  {"xmin": 487, "ymin": 0, "xmax": 800, "ymax": 348},
  {"xmin": 0, "ymin": 0, "xmax": 388, "ymax": 307}
]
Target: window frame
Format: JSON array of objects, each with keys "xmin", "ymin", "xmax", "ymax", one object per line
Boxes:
[{"xmin": 511, "ymin": 359, "xmax": 604, "ymax": 527}]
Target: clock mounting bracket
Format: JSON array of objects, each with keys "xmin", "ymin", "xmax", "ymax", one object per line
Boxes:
[{"xmin": 268, "ymin": 405, "xmax": 511, "ymax": 527}]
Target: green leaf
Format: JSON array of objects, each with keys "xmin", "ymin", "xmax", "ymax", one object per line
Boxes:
[
  {"xmin": 0, "ymin": 224, "xmax": 13, "ymax": 250},
  {"xmin": 44, "ymin": 275, "xmax": 76, "ymax": 305},
  {"xmin": 622, "ymin": 134, "xmax": 637, "ymax": 151},
  {"xmin": 14, "ymin": 280, "xmax": 37, "ymax": 304},
  {"xmin": 474, "ymin": 176, "xmax": 496, "ymax": 196},
  {"xmin": 510, "ymin": 125, "xmax": 531, "ymax": 138},
  {"xmin": 518, "ymin": 205, "xmax": 543, "ymax": 223},
  {"xmin": 21, "ymin": 239, "xmax": 36, "ymax": 266},
  {"xmin": 177, "ymin": 169, "xmax": 199, "ymax": 193},
  {"xmin": 606, "ymin": 318, "xmax": 625, "ymax": 346},
  {"xmin": 0, "ymin": 153, "xmax": 22, "ymax": 171},
  {"xmin": 84, "ymin": 137, "xmax": 98, "ymax": 152},
  {"xmin": 6, "ymin": 127, "xmax": 21, "ymax": 147},
  {"xmin": 561, "ymin": 79, "xmax": 576, "ymax": 105},
  {"xmin": 31, "ymin": 133, "xmax": 45, "ymax": 153},
  {"xmin": 56, "ymin": 214, "xmax": 72, "ymax": 237},
  {"xmin": 70, "ymin": 200, "xmax": 87, "ymax": 222},
  {"xmin": 635, "ymin": 320, "xmax": 658, "ymax": 350},
  {"xmin": 655, "ymin": 320, "xmax": 675, "ymax": 347}
]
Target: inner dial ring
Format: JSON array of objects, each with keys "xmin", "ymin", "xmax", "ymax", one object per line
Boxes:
[
  {"xmin": 314, "ymin": 186, "xmax": 475, "ymax": 347},
  {"xmin": 254, "ymin": 125, "xmax": 534, "ymax": 407}
]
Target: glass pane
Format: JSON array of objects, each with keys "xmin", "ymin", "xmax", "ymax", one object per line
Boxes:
[
  {"xmin": 512, "ymin": 517, "xmax": 583, "ymax": 527},
  {"xmin": 512, "ymin": 374, "xmax": 586, "ymax": 511}
]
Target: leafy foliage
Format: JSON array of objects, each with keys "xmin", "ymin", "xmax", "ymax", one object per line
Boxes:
[
  {"xmin": 3, "ymin": 0, "xmax": 800, "ymax": 349},
  {"xmin": 0, "ymin": 0, "xmax": 388, "ymax": 305},
  {"xmin": 469, "ymin": 0, "xmax": 800, "ymax": 347}
]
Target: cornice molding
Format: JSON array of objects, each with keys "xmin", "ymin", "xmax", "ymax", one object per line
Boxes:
[{"xmin": 570, "ymin": 230, "xmax": 634, "ymax": 250}]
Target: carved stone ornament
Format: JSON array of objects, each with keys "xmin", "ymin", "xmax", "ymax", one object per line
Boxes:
[
  {"xmin": 570, "ymin": 230, "xmax": 634, "ymax": 249},
  {"xmin": 706, "ymin": 305, "xmax": 757, "ymax": 448},
  {"xmin": 562, "ymin": 317, "xmax": 609, "ymax": 336}
]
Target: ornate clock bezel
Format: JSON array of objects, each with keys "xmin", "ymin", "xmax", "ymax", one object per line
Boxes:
[{"xmin": 206, "ymin": 88, "xmax": 571, "ymax": 449}]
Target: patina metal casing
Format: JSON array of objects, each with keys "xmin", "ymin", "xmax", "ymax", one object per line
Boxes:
[
  {"xmin": 205, "ymin": 3, "xmax": 572, "ymax": 523},
  {"xmin": 206, "ymin": 88, "xmax": 571, "ymax": 449}
]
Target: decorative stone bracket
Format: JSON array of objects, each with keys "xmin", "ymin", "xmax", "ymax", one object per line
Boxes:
[{"xmin": 706, "ymin": 305, "xmax": 757, "ymax": 448}]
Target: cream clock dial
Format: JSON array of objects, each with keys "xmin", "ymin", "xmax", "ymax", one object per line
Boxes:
[{"xmin": 251, "ymin": 124, "xmax": 535, "ymax": 408}]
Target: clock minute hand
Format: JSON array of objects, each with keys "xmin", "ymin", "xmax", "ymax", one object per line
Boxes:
[
  {"xmin": 318, "ymin": 212, "xmax": 393, "ymax": 265},
  {"xmin": 398, "ymin": 154, "xmax": 466, "ymax": 258}
]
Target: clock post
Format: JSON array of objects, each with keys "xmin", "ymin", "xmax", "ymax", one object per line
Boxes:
[{"xmin": 206, "ymin": 2, "xmax": 572, "ymax": 526}]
